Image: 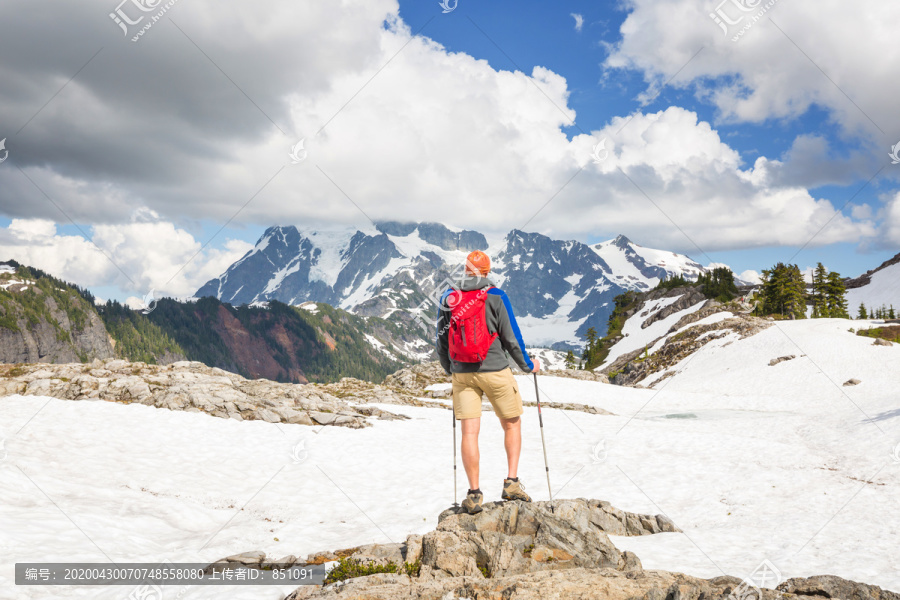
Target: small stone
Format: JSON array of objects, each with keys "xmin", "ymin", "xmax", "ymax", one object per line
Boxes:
[
  {"xmin": 843, "ymin": 378, "xmax": 861, "ymax": 386},
  {"xmin": 310, "ymin": 411, "xmax": 337, "ymax": 425},
  {"xmin": 224, "ymin": 551, "xmax": 266, "ymax": 565},
  {"xmin": 257, "ymin": 408, "xmax": 281, "ymax": 423},
  {"xmin": 768, "ymin": 355, "xmax": 796, "ymax": 366}
]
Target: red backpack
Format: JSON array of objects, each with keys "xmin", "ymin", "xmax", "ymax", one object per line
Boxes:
[{"xmin": 447, "ymin": 288, "xmax": 499, "ymax": 363}]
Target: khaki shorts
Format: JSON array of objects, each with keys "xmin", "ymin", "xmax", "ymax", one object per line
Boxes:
[{"xmin": 452, "ymin": 368, "xmax": 524, "ymax": 420}]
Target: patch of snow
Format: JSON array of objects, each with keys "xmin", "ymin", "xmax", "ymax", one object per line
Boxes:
[
  {"xmin": 364, "ymin": 334, "xmax": 395, "ymax": 358},
  {"xmin": 846, "ymin": 262, "xmax": 900, "ymax": 313},
  {"xmin": 303, "ymin": 229, "xmax": 358, "ymax": 288},
  {"xmin": 517, "ymin": 286, "xmax": 594, "ymax": 347},
  {"xmin": 262, "ymin": 257, "xmax": 302, "ymax": 296},
  {"xmin": 298, "ymin": 302, "xmax": 318, "ymax": 314},
  {"xmin": 601, "ymin": 295, "xmax": 706, "ymax": 368},
  {"xmin": 424, "ymin": 383, "xmax": 452, "ymax": 392}
]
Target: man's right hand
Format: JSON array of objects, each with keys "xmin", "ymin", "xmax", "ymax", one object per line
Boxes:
[{"xmin": 531, "ymin": 359, "xmax": 541, "ymax": 373}]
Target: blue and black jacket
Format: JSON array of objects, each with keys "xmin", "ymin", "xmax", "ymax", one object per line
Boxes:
[{"xmin": 436, "ymin": 276, "xmax": 535, "ymax": 375}]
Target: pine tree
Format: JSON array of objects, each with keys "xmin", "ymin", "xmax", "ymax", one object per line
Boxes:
[
  {"xmin": 759, "ymin": 263, "xmax": 807, "ymax": 319},
  {"xmin": 890, "ymin": 306, "xmax": 896, "ymax": 320},
  {"xmin": 811, "ymin": 263, "xmax": 827, "ymax": 318},
  {"xmin": 580, "ymin": 327, "xmax": 596, "ymax": 367},
  {"xmin": 564, "ymin": 350, "xmax": 576, "ymax": 370},
  {"xmin": 697, "ymin": 267, "xmax": 739, "ymax": 301},
  {"xmin": 823, "ymin": 271, "xmax": 848, "ymax": 319},
  {"xmin": 857, "ymin": 303, "xmax": 868, "ymax": 320}
]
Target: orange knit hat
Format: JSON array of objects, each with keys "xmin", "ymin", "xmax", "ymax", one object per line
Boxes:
[{"xmin": 465, "ymin": 250, "xmax": 491, "ymax": 276}]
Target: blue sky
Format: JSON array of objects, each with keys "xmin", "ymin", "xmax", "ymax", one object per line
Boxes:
[{"xmin": 389, "ymin": 0, "xmax": 896, "ymax": 278}]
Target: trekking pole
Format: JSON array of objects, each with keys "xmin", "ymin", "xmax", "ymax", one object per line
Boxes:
[
  {"xmin": 533, "ymin": 373, "xmax": 552, "ymax": 500},
  {"xmin": 452, "ymin": 409, "xmax": 459, "ymax": 508}
]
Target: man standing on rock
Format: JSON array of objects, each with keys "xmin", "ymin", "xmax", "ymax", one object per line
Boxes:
[{"xmin": 436, "ymin": 250, "xmax": 540, "ymax": 514}]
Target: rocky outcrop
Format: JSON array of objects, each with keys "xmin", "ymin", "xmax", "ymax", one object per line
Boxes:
[
  {"xmin": 211, "ymin": 498, "xmax": 678, "ymax": 594},
  {"xmin": 0, "ymin": 280, "xmax": 115, "ymax": 364},
  {"xmin": 0, "ymin": 359, "xmax": 405, "ymax": 428},
  {"xmin": 640, "ymin": 288, "xmax": 708, "ymax": 329},
  {"xmin": 250, "ymin": 498, "xmax": 899, "ymax": 600},
  {"xmin": 284, "ymin": 568, "xmax": 898, "ymax": 600},
  {"xmin": 383, "ymin": 361, "xmax": 450, "ymax": 393},
  {"xmin": 604, "ymin": 314, "xmax": 770, "ymax": 387},
  {"xmin": 778, "ymin": 575, "xmax": 900, "ymax": 600}
]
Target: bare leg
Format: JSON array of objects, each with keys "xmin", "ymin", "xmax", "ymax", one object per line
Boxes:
[
  {"xmin": 460, "ymin": 417, "xmax": 481, "ymax": 490},
  {"xmin": 500, "ymin": 416, "xmax": 521, "ymax": 479}
]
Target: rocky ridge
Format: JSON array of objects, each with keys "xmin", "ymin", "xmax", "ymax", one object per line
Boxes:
[
  {"xmin": 603, "ymin": 300, "xmax": 772, "ymax": 387},
  {"xmin": 203, "ymin": 498, "xmax": 897, "ymax": 600},
  {"xmin": 0, "ymin": 359, "xmax": 619, "ymax": 428},
  {"xmin": 0, "ymin": 359, "xmax": 407, "ymax": 428}
]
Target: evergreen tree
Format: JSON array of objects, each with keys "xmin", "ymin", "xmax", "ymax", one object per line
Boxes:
[
  {"xmin": 564, "ymin": 350, "xmax": 576, "ymax": 370},
  {"xmin": 759, "ymin": 263, "xmax": 807, "ymax": 319},
  {"xmin": 656, "ymin": 273, "xmax": 689, "ymax": 290},
  {"xmin": 697, "ymin": 267, "xmax": 739, "ymax": 301},
  {"xmin": 890, "ymin": 306, "xmax": 896, "ymax": 320},
  {"xmin": 582, "ymin": 327, "xmax": 597, "ymax": 367},
  {"xmin": 823, "ymin": 271, "xmax": 848, "ymax": 319},
  {"xmin": 811, "ymin": 263, "xmax": 827, "ymax": 318},
  {"xmin": 857, "ymin": 303, "xmax": 868, "ymax": 320}
]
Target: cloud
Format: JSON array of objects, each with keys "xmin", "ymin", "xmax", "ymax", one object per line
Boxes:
[
  {"xmin": 558, "ymin": 107, "xmax": 875, "ymax": 254},
  {"xmin": 604, "ymin": 0, "xmax": 900, "ymax": 159},
  {"xmin": 0, "ymin": 216, "xmax": 252, "ymax": 298},
  {"xmin": 571, "ymin": 13, "xmax": 584, "ymax": 32},
  {"xmin": 739, "ymin": 269, "xmax": 762, "ymax": 285},
  {"xmin": 0, "ymin": 0, "xmax": 883, "ymax": 276}
]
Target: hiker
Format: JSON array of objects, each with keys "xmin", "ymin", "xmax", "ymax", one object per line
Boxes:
[{"xmin": 436, "ymin": 250, "xmax": 540, "ymax": 514}]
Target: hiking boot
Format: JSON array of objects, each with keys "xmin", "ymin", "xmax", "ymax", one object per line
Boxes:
[
  {"xmin": 461, "ymin": 489, "xmax": 483, "ymax": 514},
  {"xmin": 502, "ymin": 478, "xmax": 531, "ymax": 502}
]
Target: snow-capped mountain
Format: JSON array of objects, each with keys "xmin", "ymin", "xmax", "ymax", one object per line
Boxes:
[{"xmin": 196, "ymin": 223, "xmax": 715, "ymax": 348}]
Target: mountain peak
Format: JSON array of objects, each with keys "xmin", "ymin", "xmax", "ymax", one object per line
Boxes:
[
  {"xmin": 612, "ymin": 234, "xmax": 633, "ymax": 248},
  {"xmin": 375, "ymin": 221, "xmax": 487, "ymax": 252}
]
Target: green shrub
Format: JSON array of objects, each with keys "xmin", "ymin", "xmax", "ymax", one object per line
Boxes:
[
  {"xmin": 323, "ymin": 558, "xmax": 400, "ymax": 584},
  {"xmin": 403, "ymin": 560, "xmax": 421, "ymax": 577}
]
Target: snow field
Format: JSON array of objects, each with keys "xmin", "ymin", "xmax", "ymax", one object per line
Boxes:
[{"xmin": 1, "ymin": 319, "xmax": 899, "ymax": 598}]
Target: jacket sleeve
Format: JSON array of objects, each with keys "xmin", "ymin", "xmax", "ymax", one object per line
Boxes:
[
  {"xmin": 488, "ymin": 288, "xmax": 534, "ymax": 373},
  {"xmin": 436, "ymin": 289, "xmax": 452, "ymax": 375}
]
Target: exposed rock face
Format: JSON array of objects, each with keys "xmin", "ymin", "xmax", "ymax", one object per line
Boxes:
[
  {"xmin": 268, "ymin": 498, "xmax": 897, "ymax": 600},
  {"xmin": 608, "ymin": 315, "xmax": 768, "ymax": 387},
  {"xmin": 383, "ymin": 361, "xmax": 450, "ymax": 392},
  {"xmin": 640, "ymin": 287, "xmax": 708, "ymax": 329},
  {"xmin": 0, "ymin": 359, "xmax": 405, "ymax": 428},
  {"xmin": 423, "ymin": 499, "xmax": 675, "ymax": 578},
  {"xmin": 602, "ymin": 296, "xmax": 771, "ymax": 388},
  {"xmin": 285, "ymin": 569, "xmax": 898, "ymax": 600},
  {"xmin": 0, "ymin": 287, "xmax": 115, "ymax": 364},
  {"xmin": 778, "ymin": 575, "xmax": 900, "ymax": 600}
]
